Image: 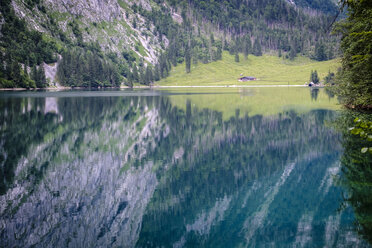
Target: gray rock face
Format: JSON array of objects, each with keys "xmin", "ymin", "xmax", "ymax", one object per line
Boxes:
[
  {"xmin": 44, "ymin": 0, "xmax": 122, "ymax": 22},
  {"xmin": 0, "ymin": 14, "xmax": 5, "ymax": 36},
  {"xmin": 43, "ymin": 62, "xmax": 59, "ymax": 86},
  {"xmin": 10, "ymin": 0, "xmax": 164, "ymax": 83}
]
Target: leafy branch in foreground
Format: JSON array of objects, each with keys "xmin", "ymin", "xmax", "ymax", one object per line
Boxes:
[{"xmin": 349, "ymin": 118, "xmax": 372, "ymax": 154}]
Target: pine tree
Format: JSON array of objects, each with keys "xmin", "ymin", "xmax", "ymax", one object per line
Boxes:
[
  {"xmin": 253, "ymin": 39, "xmax": 262, "ymax": 56},
  {"xmin": 216, "ymin": 45, "xmax": 222, "ymax": 61},
  {"xmin": 235, "ymin": 52, "xmax": 240, "ymax": 62},
  {"xmin": 31, "ymin": 65, "xmax": 38, "ymax": 85},
  {"xmin": 145, "ymin": 65, "xmax": 153, "ymax": 85},
  {"xmin": 132, "ymin": 65, "xmax": 139, "ymax": 82},
  {"xmin": 313, "ymin": 70, "xmax": 319, "ymax": 84},
  {"xmin": 243, "ymin": 35, "xmax": 252, "ymax": 60},
  {"xmin": 314, "ymin": 42, "xmax": 327, "ymax": 61},
  {"xmin": 310, "ymin": 70, "xmax": 319, "ymax": 84},
  {"xmin": 0, "ymin": 52, "xmax": 4, "ymax": 78},
  {"xmin": 154, "ymin": 64, "xmax": 160, "ymax": 81},
  {"xmin": 36, "ymin": 65, "xmax": 47, "ymax": 88},
  {"xmin": 185, "ymin": 44, "xmax": 191, "ymax": 73},
  {"xmin": 210, "ymin": 33, "xmax": 215, "ymax": 45},
  {"xmin": 11, "ymin": 61, "xmax": 22, "ymax": 87},
  {"xmin": 289, "ymin": 45, "xmax": 296, "ymax": 60},
  {"xmin": 23, "ymin": 63, "xmax": 28, "ymax": 78}
]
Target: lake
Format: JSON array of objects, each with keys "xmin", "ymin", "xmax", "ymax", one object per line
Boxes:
[{"xmin": 0, "ymin": 88, "xmax": 371, "ymax": 247}]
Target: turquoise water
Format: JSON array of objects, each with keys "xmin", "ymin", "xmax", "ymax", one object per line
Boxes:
[{"xmin": 0, "ymin": 88, "xmax": 371, "ymax": 247}]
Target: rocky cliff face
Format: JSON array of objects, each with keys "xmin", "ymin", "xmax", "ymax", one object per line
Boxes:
[
  {"xmin": 44, "ymin": 0, "xmax": 122, "ymax": 22},
  {"xmin": 11, "ymin": 0, "xmax": 164, "ymax": 65}
]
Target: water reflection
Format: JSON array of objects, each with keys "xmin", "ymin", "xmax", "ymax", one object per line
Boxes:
[
  {"xmin": 311, "ymin": 88, "xmax": 319, "ymax": 101},
  {"xmin": 0, "ymin": 89, "xmax": 370, "ymax": 247},
  {"xmin": 338, "ymin": 111, "xmax": 372, "ymax": 245}
]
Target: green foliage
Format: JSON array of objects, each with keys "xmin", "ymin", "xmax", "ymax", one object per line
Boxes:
[
  {"xmin": 314, "ymin": 42, "xmax": 327, "ymax": 61},
  {"xmin": 24, "ymin": 0, "xmax": 40, "ymax": 9},
  {"xmin": 234, "ymin": 52, "xmax": 240, "ymax": 62},
  {"xmin": 336, "ymin": 0, "xmax": 372, "ymax": 108},
  {"xmin": 164, "ymin": 0, "xmax": 339, "ymax": 59},
  {"xmin": 0, "ymin": 1, "xmax": 57, "ymax": 88},
  {"xmin": 349, "ymin": 118, "xmax": 372, "ymax": 154},
  {"xmin": 253, "ymin": 39, "xmax": 262, "ymax": 56},
  {"xmin": 160, "ymin": 51, "xmax": 340, "ymax": 86},
  {"xmin": 185, "ymin": 44, "xmax": 191, "ymax": 73},
  {"xmin": 57, "ymin": 48, "xmax": 120, "ymax": 87},
  {"xmin": 69, "ymin": 20, "xmax": 83, "ymax": 45},
  {"xmin": 31, "ymin": 65, "xmax": 47, "ymax": 88},
  {"xmin": 310, "ymin": 70, "xmax": 319, "ymax": 84},
  {"xmin": 289, "ymin": 45, "xmax": 297, "ymax": 60},
  {"xmin": 338, "ymin": 111, "xmax": 372, "ymax": 245},
  {"xmin": 295, "ymin": 0, "xmax": 338, "ymax": 14},
  {"xmin": 0, "ymin": 0, "xmax": 343, "ymax": 88},
  {"xmin": 324, "ymin": 70, "xmax": 335, "ymax": 84}
]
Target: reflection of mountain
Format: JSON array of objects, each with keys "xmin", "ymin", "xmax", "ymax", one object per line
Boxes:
[
  {"xmin": 0, "ymin": 93, "xmax": 369, "ymax": 247},
  {"xmin": 0, "ymin": 96, "xmax": 167, "ymax": 247},
  {"xmin": 137, "ymin": 105, "xmax": 369, "ymax": 247}
]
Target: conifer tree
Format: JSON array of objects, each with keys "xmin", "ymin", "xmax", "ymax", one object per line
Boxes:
[
  {"xmin": 314, "ymin": 42, "xmax": 327, "ymax": 61},
  {"xmin": 37, "ymin": 65, "xmax": 47, "ymax": 88},
  {"xmin": 253, "ymin": 39, "xmax": 262, "ymax": 56},
  {"xmin": 145, "ymin": 65, "xmax": 153, "ymax": 84},
  {"xmin": 235, "ymin": 52, "xmax": 240, "ymax": 63},
  {"xmin": 243, "ymin": 35, "xmax": 252, "ymax": 60},
  {"xmin": 289, "ymin": 45, "xmax": 296, "ymax": 60},
  {"xmin": 185, "ymin": 44, "xmax": 191, "ymax": 73},
  {"xmin": 216, "ymin": 45, "xmax": 222, "ymax": 61},
  {"xmin": 154, "ymin": 64, "xmax": 160, "ymax": 81},
  {"xmin": 132, "ymin": 65, "xmax": 139, "ymax": 83}
]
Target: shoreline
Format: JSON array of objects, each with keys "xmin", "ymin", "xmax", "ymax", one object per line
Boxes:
[
  {"xmin": 146, "ymin": 85, "xmax": 307, "ymax": 88},
  {"xmin": 0, "ymin": 84, "xmax": 309, "ymax": 91}
]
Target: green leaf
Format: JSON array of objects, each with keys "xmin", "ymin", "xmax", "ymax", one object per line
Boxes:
[
  {"xmin": 351, "ymin": 128, "xmax": 360, "ymax": 135},
  {"xmin": 361, "ymin": 147, "xmax": 368, "ymax": 153}
]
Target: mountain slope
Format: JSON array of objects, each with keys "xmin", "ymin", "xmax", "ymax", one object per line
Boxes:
[{"xmin": 0, "ymin": 0, "xmax": 341, "ymax": 88}]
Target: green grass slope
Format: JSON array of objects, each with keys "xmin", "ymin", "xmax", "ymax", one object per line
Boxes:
[
  {"xmin": 164, "ymin": 87, "xmax": 340, "ymax": 120},
  {"xmin": 158, "ymin": 52, "xmax": 340, "ymax": 86}
]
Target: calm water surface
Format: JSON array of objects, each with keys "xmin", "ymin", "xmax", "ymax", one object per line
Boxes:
[{"xmin": 0, "ymin": 88, "xmax": 371, "ymax": 247}]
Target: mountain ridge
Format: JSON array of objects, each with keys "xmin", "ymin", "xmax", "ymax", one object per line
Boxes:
[{"xmin": 0, "ymin": 0, "xmax": 341, "ymax": 88}]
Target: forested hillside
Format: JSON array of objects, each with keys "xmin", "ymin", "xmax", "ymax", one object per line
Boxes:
[{"xmin": 0, "ymin": 0, "xmax": 341, "ymax": 88}]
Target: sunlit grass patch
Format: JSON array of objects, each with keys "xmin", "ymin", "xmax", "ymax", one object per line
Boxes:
[{"xmin": 159, "ymin": 52, "xmax": 340, "ymax": 86}]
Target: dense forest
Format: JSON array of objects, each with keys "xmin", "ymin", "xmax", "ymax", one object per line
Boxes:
[
  {"xmin": 336, "ymin": 0, "xmax": 372, "ymax": 109},
  {"xmin": 0, "ymin": 0, "xmax": 57, "ymax": 88},
  {"xmin": 0, "ymin": 0, "xmax": 343, "ymax": 88}
]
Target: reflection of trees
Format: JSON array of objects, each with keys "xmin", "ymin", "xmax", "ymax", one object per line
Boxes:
[
  {"xmin": 137, "ymin": 102, "xmax": 340, "ymax": 247},
  {"xmin": 0, "ymin": 98, "xmax": 56, "ymax": 194},
  {"xmin": 0, "ymin": 96, "xmax": 132, "ymax": 195},
  {"xmin": 325, "ymin": 88, "xmax": 335, "ymax": 99},
  {"xmin": 0, "ymin": 94, "xmax": 346, "ymax": 247},
  {"xmin": 0, "ymin": 95, "xmax": 164, "ymax": 247},
  {"xmin": 311, "ymin": 88, "xmax": 319, "ymax": 101},
  {"xmin": 339, "ymin": 111, "xmax": 372, "ymax": 245}
]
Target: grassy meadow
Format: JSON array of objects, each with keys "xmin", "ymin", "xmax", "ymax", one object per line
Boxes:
[
  {"xmin": 158, "ymin": 52, "xmax": 340, "ymax": 86},
  {"xmin": 163, "ymin": 87, "xmax": 341, "ymax": 120}
]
